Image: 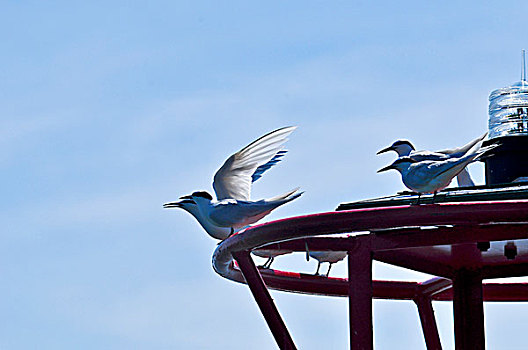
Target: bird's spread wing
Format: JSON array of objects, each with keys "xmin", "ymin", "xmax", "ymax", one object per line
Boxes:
[
  {"xmin": 252, "ymin": 150, "xmax": 288, "ymax": 183},
  {"xmin": 213, "ymin": 126, "xmax": 296, "ymax": 201}
]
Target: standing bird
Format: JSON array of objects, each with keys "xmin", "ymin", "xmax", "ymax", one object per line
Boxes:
[
  {"xmin": 252, "ymin": 249, "xmax": 293, "ymax": 269},
  {"xmin": 164, "ymin": 126, "xmax": 303, "ymax": 237},
  {"xmin": 308, "ymin": 251, "xmax": 347, "ymax": 277},
  {"xmin": 377, "ymin": 144, "xmax": 497, "ymax": 202},
  {"xmin": 376, "ymin": 133, "xmax": 487, "ymax": 187}
]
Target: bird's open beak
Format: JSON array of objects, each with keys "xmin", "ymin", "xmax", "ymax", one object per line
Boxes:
[
  {"xmin": 164, "ymin": 198, "xmax": 196, "ymax": 208},
  {"xmin": 376, "ymin": 146, "xmax": 394, "ymax": 155},
  {"xmin": 163, "ymin": 201, "xmax": 182, "ymax": 208},
  {"xmin": 377, "ymin": 164, "xmax": 394, "ymax": 173}
]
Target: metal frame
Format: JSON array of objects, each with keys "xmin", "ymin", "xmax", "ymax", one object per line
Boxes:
[{"xmin": 212, "ymin": 201, "xmax": 528, "ymax": 349}]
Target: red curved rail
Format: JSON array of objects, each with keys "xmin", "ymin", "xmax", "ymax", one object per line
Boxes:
[
  {"xmin": 213, "ymin": 200, "xmax": 528, "ymax": 301},
  {"xmin": 212, "ymin": 200, "xmax": 528, "ymax": 349}
]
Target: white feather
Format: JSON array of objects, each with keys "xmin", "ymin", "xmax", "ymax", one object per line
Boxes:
[{"xmin": 213, "ymin": 126, "xmax": 297, "ymax": 201}]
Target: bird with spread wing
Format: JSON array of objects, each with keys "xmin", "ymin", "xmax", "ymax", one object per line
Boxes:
[{"xmin": 164, "ymin": 126, "xmax": 303, "ymax": 240}]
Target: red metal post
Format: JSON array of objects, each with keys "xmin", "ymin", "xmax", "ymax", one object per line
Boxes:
[
  {"xmin": 414, "ymin": 296, "xmax": 442, "ymax": 350},
  {"xmin": 348, "ymin": 238, "xmax": 373, "ymax": 350},
  {"xmin": 232, "ymin": 251, "xmax": 297, "ymax": 350},
  {"xmin": 452, "ymin": 269, "xmax": 485, "ymax": 350}
]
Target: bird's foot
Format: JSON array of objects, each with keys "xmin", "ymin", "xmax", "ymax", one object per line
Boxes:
[
  {"xmin": 412, "ymin": 195, "xmax": 422, "ymax": 205},
  {"xmin": 314, "ymin": 262, "xmax": 321, "ymax": 276},
  {"xmin": 325, "ymin": 264, "xmax": 333, "ymax": 277},
  {"xmin": 431, "ymin": 191, "xmax": 438, "ymax": 204}
]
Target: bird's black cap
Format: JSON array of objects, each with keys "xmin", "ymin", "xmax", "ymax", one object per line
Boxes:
[
  {"xmin": 377, "ymin": 140, "xmax": 415, "ymax": 155},
  {"xmin": 392, "ymin": 156, "xmax": 417, "ymax": 165},
  {"xmin": 391, "ymin": 140, "xmax": 415, "ymax": 150},
  {"xmin": 191, "ymin": 191, "xmax": 213, "ymax": 200},
  {"xmin": 377, "ymin": 156, "xmax": 417, "ymax": 173}
]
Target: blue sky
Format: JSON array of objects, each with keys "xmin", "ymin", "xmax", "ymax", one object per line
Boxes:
[{"xmin": 2, "ymin": 1, "xmax": 528, "ymax": 349}]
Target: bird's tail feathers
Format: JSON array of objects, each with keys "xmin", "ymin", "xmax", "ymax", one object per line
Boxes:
[
  {"xmin": 443, "ymin": 132, "xmax": 488, "ymax": 155},
  {"xmin": 267, "ymin": 188, "xmax": 303, "ymax": 202},
  {"xmin": 285, "ymin": 190, "xmax": 304, "ymax": 202},
  {"xmin": 475, "ymin": 143, "xmax": 500, "ymax": 161},
  {"xmin": 460, "ymin": 132, "xmax": 488, "ymax": 154},
  {"xmin": 456, "ymin": 167, "xmax": 475, "ymax": 187},
  {"xmin": 451, "ymin": 143, "xmax": 498, "ymax": 172},
  {"xmin": 464, "ymin": 138, "xmax": 495, "ymax": 156}
]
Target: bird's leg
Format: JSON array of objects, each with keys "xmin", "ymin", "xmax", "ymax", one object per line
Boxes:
[
  {"xmin": 315, "ymin": 261, "xmax": 321, "ymax": 275},
  {"xmin": 415, "ymin": 193, "xmax": 421, "ymax": 205},
  {"xmin": 263, "ymin": 258, "xmax": 270, "ymax": 269},
  {"xmin": 265, "ymin": 257, "xmax": 274, "ymax": 269},
  {"xmin": 432, "ymin": 191, "xmax": 438, "ymax": 204},
  {"xmin": 268, "ymin": 257, "xmax": 274, "ymax": 269},
  {"xmin": 326, "ymin": 263, "xmax": 333, "ymax": 277},
  {"xmin": 261, "ymin": 257, "xmax": 272, "ymax": 269}
]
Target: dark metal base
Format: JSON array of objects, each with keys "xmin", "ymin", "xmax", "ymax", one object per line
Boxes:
[{"xmin": 484, "ymin": 136, "xmax": 528, "ymax": 185}]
